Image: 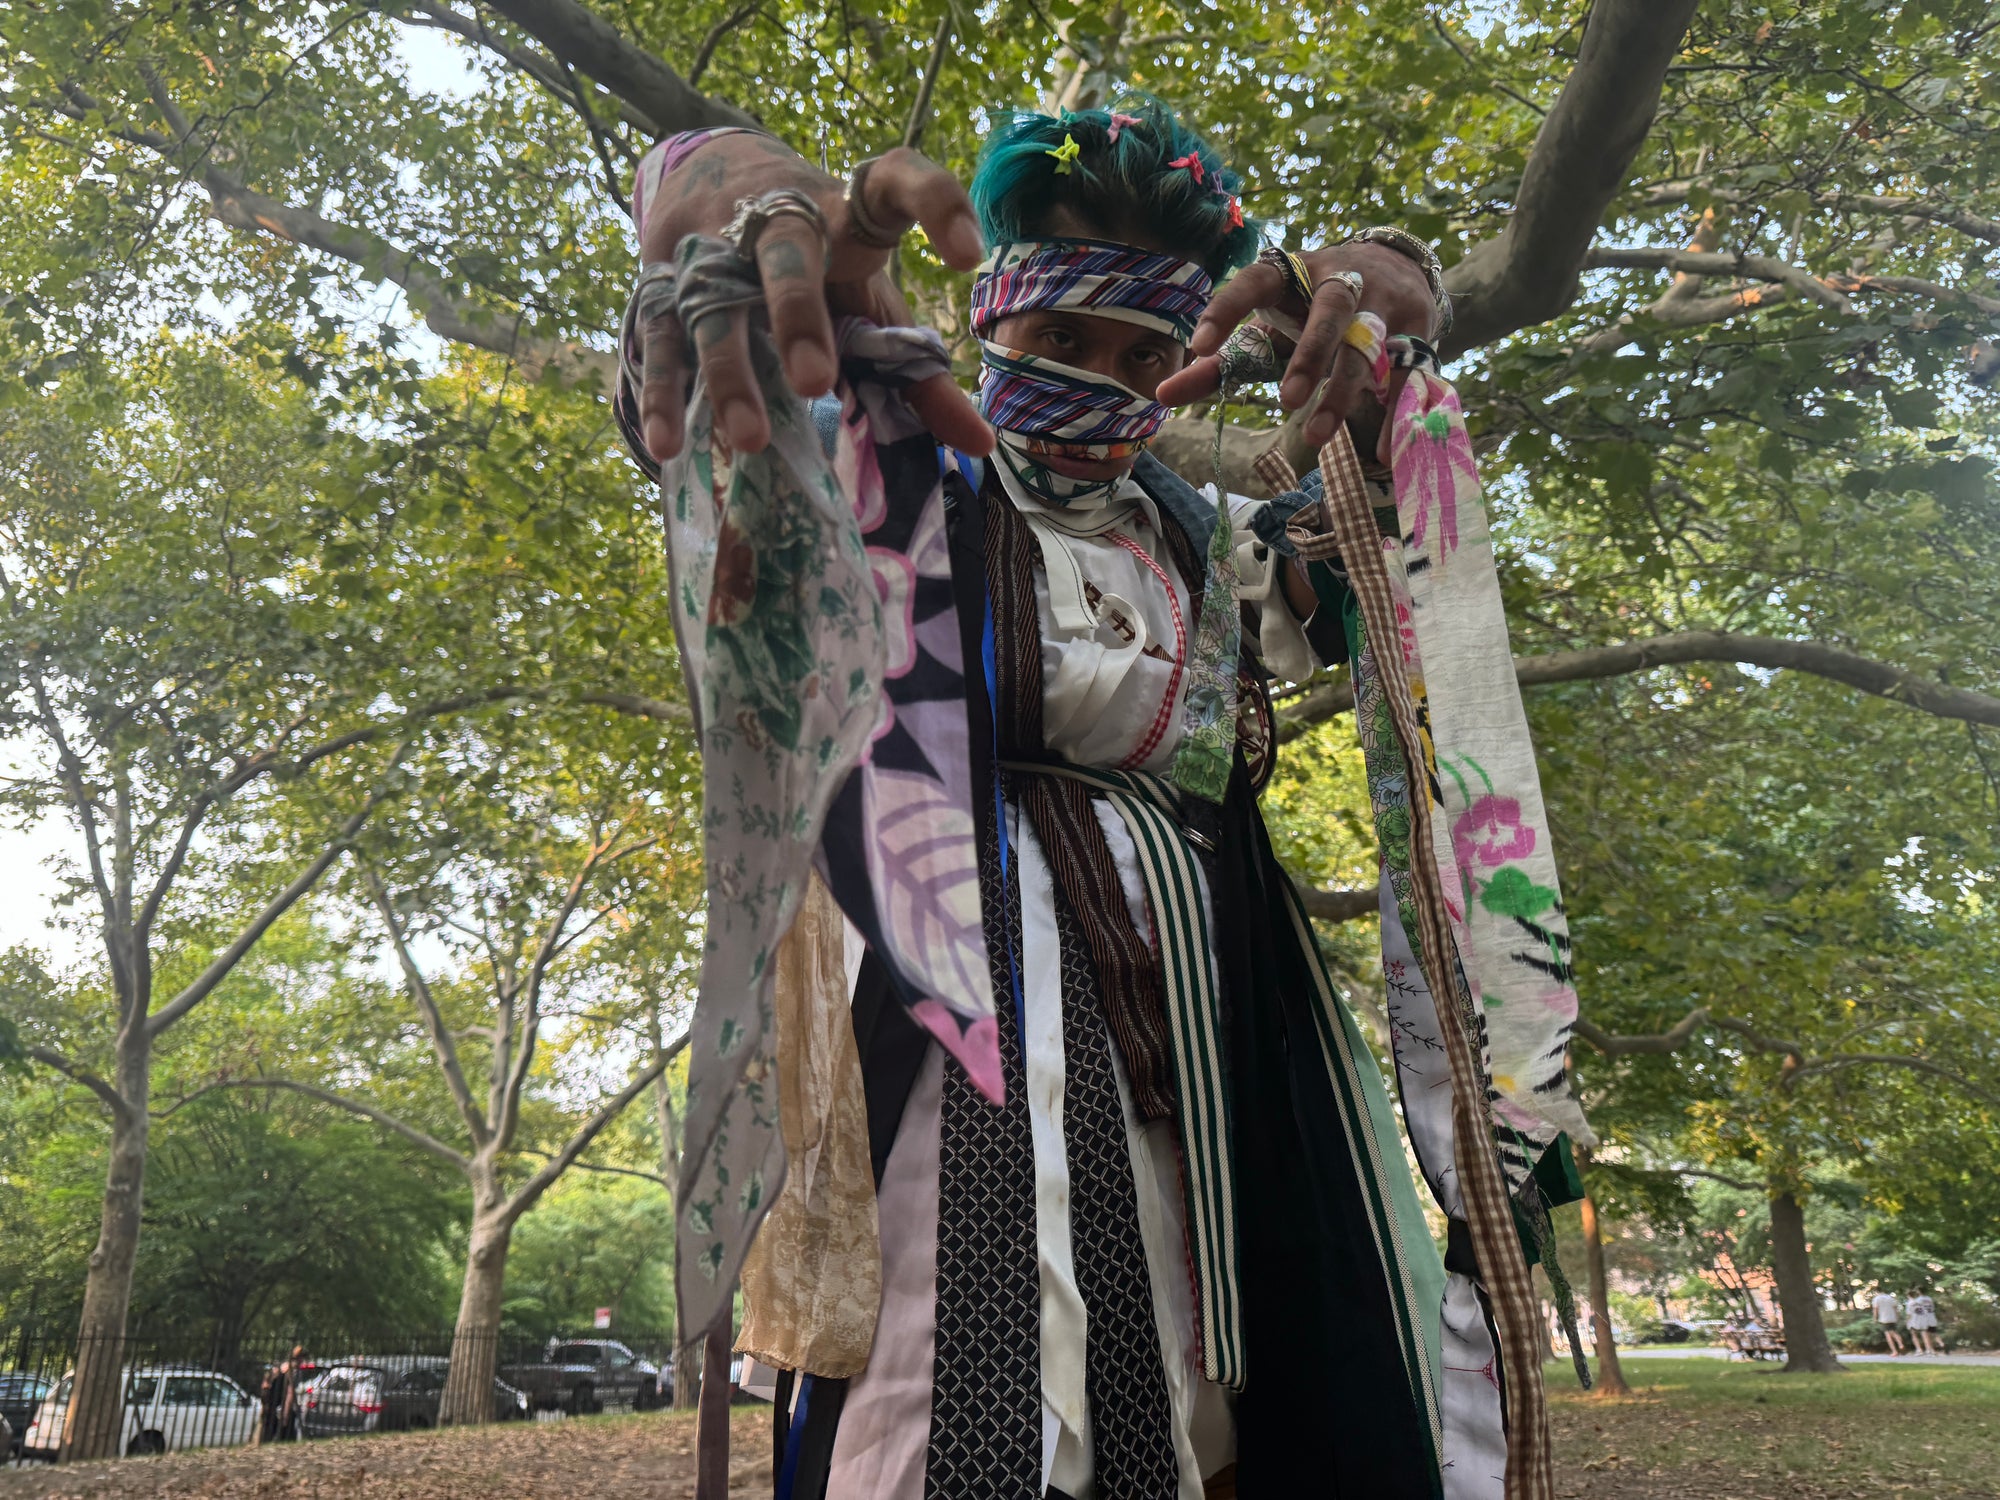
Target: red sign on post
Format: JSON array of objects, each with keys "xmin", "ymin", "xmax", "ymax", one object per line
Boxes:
[{"xmin": 594, "ymin": 1307, "xmax": 612, "ymax": 1330}]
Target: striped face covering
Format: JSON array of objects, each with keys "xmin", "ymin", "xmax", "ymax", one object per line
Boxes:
[{"xmin": 971, "ymin": 239, "xmax": 1214, "ymax": 504}]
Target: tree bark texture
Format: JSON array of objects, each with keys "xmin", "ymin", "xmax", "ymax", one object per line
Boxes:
[
  {"xmin": 61, "ymin": 1036, "xmax": 149, "ymax": 1461},
  {"xmin": 1769, "ymin": 1190, "xmax": 1845, "ymax": 1374},
  {"xmin": 1578, "ymin": 1187, "xmax": 1630, "ymax": 1397},
  {"xmin": 439, "ymin": 1203, "xmax": 513, "ymax": 1425}
]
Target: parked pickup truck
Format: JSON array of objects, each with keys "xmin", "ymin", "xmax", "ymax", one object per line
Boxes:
[{"xmin": 501, "ymin": 1339, "xmax": 667, "ymax": 1415}]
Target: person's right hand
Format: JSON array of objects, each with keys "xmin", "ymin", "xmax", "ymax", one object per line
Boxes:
[{"xmin": 637, "ymin": 136, "xmax": 993, "ymax": 462}]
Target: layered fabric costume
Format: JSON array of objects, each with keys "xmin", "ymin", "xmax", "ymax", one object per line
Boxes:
[{"xmin": 621, "ymin": 148, "xmax": 1586, "ymax": 1500}]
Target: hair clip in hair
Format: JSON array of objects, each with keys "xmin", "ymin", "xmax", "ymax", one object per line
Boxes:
[
  {"xmin": 1225, "ymin": 196, "xmax": 1244, "ymax": 229},
  {"xmin": 1106, "ymin": 112, "xmax": 1142, "ymax": 143},
  {"xmin": 1045, "ymin": 133, "xmax": 1082, "ymax": 175},
  {"xmin": 1166, "ymin": 152, "xmax": 1205, "ymax": 185}
]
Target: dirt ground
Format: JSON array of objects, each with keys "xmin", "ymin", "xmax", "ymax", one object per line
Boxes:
[
  {"xmin": 3, "ymin": 1360, "xmax": 1995, "ymax": 1499},
  {"xmin": 0, "ymin": 1408, "xmax": 771, "ymax": 1499}
]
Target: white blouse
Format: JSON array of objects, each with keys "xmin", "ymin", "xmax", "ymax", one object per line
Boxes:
[{"xmin": 996, "ymin": 462, "xmax": 1322, "ymax": 773}]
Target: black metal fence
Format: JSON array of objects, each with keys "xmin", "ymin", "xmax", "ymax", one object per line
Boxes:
[{"xmin": 1, "ymin": 1323, "xmax": 680, "ymax": 1464}]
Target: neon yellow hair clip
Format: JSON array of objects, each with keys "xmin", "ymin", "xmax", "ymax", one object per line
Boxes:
[{"xmin": 1045, "ymin": 133, "xmax": 1082, "ymax": 175}]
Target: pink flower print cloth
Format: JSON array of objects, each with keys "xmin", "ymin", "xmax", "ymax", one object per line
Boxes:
[{"xmin": 1388, "ymin": 368, "xmax": 1590, "ymax": 1148}]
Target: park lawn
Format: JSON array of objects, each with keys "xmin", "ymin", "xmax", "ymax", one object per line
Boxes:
[{"xmin": 1548, "ymin": 1357, "xmax": 2000, "ymax": 1499}]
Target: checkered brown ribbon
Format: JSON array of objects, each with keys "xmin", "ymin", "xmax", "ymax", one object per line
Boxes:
[{"xmin": 1318, "ymin": 427, "xmax": 1556, "ymax": 1500}]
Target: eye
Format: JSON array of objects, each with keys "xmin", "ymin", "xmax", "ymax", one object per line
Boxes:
[{"xmin": 1037, "ymin": 323, "xmax": 1079, "ymax": 351}]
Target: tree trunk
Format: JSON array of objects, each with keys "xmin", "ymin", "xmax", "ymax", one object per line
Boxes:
[
  {"xmin": 674, "ymin": 1323, "xmax": 703, "ymax": 1410},
  {"xmin": 695, "ymin": 1318, "xmax": 733, "ymax": 1499},
  {"xmin": 656, "ymin": 1025, "xmax": 700, "ymax": 1411},
  {"xmin": 1769, "ymin": 1190, "xmax": 1844, "ymax": 1374},
  {"xmin": 61, "ymin": 1036, "xmax": 149, "ymax": 1461},
  {"xmin": 1579, "ymin": 1187, "xmax": 1630, "ymax": 1396},
  {"xmin": 439, "ymin": 1204, "xmax": 513, "ymax": 1424}
]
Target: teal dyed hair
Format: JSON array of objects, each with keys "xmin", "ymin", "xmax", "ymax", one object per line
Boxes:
[{"xmin": 971, "ymin": 92, "xmax": 1261, "ymax": 280}]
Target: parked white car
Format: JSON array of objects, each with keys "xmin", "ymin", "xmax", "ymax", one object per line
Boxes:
[{"xmin": 21, "ymin": 1366, "xmax": 258, "ymax": 1457}]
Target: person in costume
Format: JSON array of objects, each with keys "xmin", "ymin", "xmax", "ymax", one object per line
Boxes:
[{"xmin": 617, "ymin": 95, "xmax": 1589, "ymax": 1500}]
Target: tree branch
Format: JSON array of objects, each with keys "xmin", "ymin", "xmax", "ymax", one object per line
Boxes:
[
  {"xmin": 514, "ymin": 1147, "xmax": 675, "ymax": 1193},
  {"xmin": 1294, "ymin": 881, "xmax": 1378, "ymax": 924},
  {"xmin": 198, "ymin": 168, "xmax": 613, "ymax": 385},
  {"xmin": 499, "ymin": 1030, "xmax": 690, "ymax": 1224},
  {"xmin": 25, "ymin": 1045, "xmax": 132, "ymax": 1124},
  {"xmin": 900, "ymin": 15, "xmax": 952, "ymax": 153},
  {"xmin": 367, "ymin": 876, "xmax": 492, "ymax": 1149},
  {"xmin": 474, "ymin": 0, "xmax": 758, "ymax": 134},
  {"xmin": 1668, "ymin": 1165, "xmax": 1762, "ymax": 1192},
  {"xmin": 1783, "ymin": 1052, "xmax": 2000, "ymax": 1108},
  {"xmin": 155, "ymin": 1077, "xmax": 471, "ymax": 1171},
  {"xmin": 1585, "ymin": 245, "xmax": 1854, "ymax": 313},
  {"xmin": 1279, "ymin": 631, "xmax": 2000, "ymax": 732},
  {"xmin": 393, "ymin": 1, "xmax": 655, "ymax": 134},
  {"xmin": 687, "ymin": 2, "xmax": 760, "ymax": 89},
  {"xmin": 1643, "ymin": 184, "xmax": 2000, "ymax": 248},
  {"xmin": 145, "ymin": 786, "xmax": 392, "ymax": 1039},
  {"xmin": 1573, "ymin": 1007, "xmax": 1710, "ymax": 1056},
  {"xmin": 1444, "ymin": 0, "xmax": 1702, "ymax": 354}
]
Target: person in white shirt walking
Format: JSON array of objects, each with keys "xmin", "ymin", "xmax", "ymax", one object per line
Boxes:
[
  {"xmin": 1905, "ymin": 1293, "xmax": 1943, "ymax": 1355},
  {"xmin": 1871, "ymin": 1290, "xmax": 1907, "ymax": 1355}
]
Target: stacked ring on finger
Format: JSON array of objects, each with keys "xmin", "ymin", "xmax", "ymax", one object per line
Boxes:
[
  {"xmin": 1313, "ymin": 269, "xmax": 1365, "ymax": 304},
  {"xmin": 720, "ymin": 188, "xmax": 832, "ymax": 266},
  {"xmin": 1255, "ymin": 245, "xmax": 1316, "ymax": 310},
  {"xmin": 844, "ymin": 157, "xmax": 910, "ymax": 250}
]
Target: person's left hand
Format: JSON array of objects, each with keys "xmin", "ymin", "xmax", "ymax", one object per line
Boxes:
[{"xmin": 1156, "ymin": 240, "xmax": 1438, "ymax": 465}]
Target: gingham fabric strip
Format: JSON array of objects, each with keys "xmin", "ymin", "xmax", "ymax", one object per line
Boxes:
[
  {"xmin": 1319, "ymin": 428, "xmax": 1555, "ymax": 1500},
  {"xmin": 1004, "ymin": 760, "xmax": 1245, "ymax": 1390},
  {"xmin": 972, "ymin": 238, "xmax": 1216, "ymax": 344}
]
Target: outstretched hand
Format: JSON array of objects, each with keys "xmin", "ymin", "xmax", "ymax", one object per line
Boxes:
[
  {"xmin": 637, "ymin": 138, "xmax": 994, "ymax": 462},
  {"xmin": 1155, "ymin": 241, "xmax": 1439, "ymax": 466}
]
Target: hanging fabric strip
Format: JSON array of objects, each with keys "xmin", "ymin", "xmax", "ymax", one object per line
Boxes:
[
  {"xmin": 637, "ymin": 229, "xmax": 1000, "ymax": 1355},
  {"xmin": 1005, "ymin": 759, "xmax": 1242, "ymax": 1389},
  {"xmin": 1319, "ymin": 427, "xmax": 1555, "ymax": 1500},
  {"xmin": 1386, "ymin": 369, "xmax": 1591, "ymax": 1149}
]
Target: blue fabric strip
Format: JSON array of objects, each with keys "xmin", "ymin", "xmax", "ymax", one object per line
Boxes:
[{"xmin": 774, "ymin": 1373, "xmax": 812, "ymax": 1500}]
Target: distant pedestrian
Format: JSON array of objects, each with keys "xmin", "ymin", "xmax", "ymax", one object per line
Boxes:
[
  {"xmin": 1905, "ymin": 1293, "xmax": 1943, "ymax": 1355},
  {"xmin": 257, "ymin": 1359, "xmax": 288, "ymax": 1444},
  {"xmin": 258, "ymin": 1347, "xmax": 306, "ymax": 1444},
  {"xmin": 1871, "ymin": 1290, "xmax": 1906, "ymax": 1355},
  {"xmin": 278, "ymin": 1346, "xmax": 305, "ymax": 1441}
]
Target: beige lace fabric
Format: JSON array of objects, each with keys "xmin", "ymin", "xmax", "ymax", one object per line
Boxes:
[{"xmin": 735, "ymin": 874, "xmax": 883, "ymax": 1376}]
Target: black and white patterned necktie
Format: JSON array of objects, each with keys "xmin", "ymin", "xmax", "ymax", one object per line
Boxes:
[
  {"xmin": 1053, "ymin": 888, "xmax": 1182, "ymax": 1499},
  {"xmin": 927, "ymin": 814, "xmax": 1041, "ymax": 1498}
]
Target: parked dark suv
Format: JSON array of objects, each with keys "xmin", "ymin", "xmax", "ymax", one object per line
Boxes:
[
  {"xmin": 0, "ymin": 1373, "xmax": 52, "ymax": 1457},
  {"xmin": 298, "ymin": 1356, "xmax": 528, "ymax": 1436}
]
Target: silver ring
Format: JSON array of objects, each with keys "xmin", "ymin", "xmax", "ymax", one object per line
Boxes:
[
  {"xmin": 1313, "ymin": 269, "xmax": 1365, "ymax": 302},
  {"xmin": 844, "ymin": 158, "xmax": 909, "ymax": 250},
  {"xmin": 719, "ymin": 188, "xmax": 830, "ymax": 264}
]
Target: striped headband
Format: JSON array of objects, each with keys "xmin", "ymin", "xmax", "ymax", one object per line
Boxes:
[{"xmin": 971, "ymin": 238, "xmax": 1215, "ymax": 345}]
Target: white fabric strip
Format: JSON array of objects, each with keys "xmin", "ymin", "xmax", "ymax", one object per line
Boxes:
[
  {"xmin": 824, "ymin": 1043, "xmax": 944, "ymax": 1500},
  {"xmin": 1014, "ymin": 816, "xmax": 1096, "ymax": 1496}
]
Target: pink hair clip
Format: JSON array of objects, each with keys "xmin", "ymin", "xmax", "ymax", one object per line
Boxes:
[
  {"xmin": 1167, "ymin": 152, "xmax": 1205, "ymax": 185},
  {"xmin": 1106, "ymin": 112, "xmax": 1142, "ymax": 143}
]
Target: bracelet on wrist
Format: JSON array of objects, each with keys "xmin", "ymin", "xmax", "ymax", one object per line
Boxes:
[{"xmin": 1342, "ymin": 226, "xmax": 1452, "ymax": 339}]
